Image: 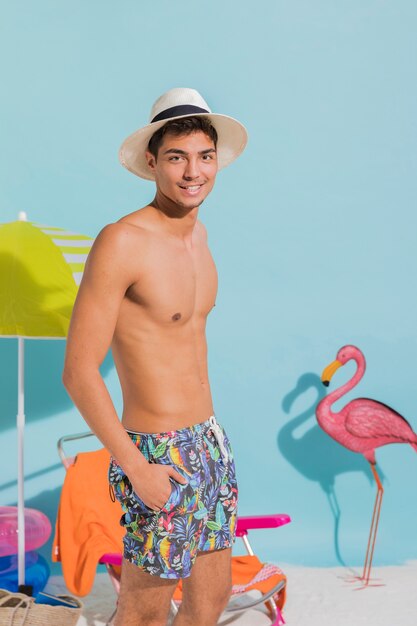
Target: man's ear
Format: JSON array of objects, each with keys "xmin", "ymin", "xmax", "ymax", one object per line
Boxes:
[{"xmin": 145, "ymin": 150, "xmax": 157, "ymax": 173}]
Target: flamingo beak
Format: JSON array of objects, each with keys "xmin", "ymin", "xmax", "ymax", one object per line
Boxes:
[{"xmin": 321, "ymin": 360, "xmax": 342, "ymax": 386}]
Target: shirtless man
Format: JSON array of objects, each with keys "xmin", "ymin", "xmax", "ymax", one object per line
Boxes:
[{"xmin": 62, "ymin": 88, "xmax": 247, "ymax": 626}]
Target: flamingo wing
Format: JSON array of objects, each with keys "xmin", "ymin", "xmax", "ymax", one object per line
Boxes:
[{"xmin": 344, "ymin": 398, "xmax": 415, "ymax": 442}]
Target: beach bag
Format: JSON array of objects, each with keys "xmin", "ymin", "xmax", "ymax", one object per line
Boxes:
[{"xmin": 0, "ymin": 589, "xmax": 82, "ymax": 626}]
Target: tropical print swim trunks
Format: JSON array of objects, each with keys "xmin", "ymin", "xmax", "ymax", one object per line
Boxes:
[{"xmin": 108, "ymin": 416, "xmax": 238, "ymax": 579}]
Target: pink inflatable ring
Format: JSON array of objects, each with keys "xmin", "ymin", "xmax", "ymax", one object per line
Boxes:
[{"xmin": 0, "ymin": 507, "xmax": 51, "ymax": 557}]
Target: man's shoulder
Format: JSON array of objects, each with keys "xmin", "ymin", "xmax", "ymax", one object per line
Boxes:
[
  {"xmin": 83, "ymin": 221, "xmax": 148, "ymax": 285},
  {"xmin": 84, "ymin": 222, "xmax": 148, "ymax": 280},
  {"xmin": 95, "ymin": 217, "xmax": 149, "ymax": 249}
]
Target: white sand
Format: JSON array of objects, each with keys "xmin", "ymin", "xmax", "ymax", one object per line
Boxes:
[
  {"xmin": 282, "ymin": 562, "xmax": 417, "ymax": 626},
  {"xmin": 46, "ymin": 561, "xmax": 417, "ymax": 626}
]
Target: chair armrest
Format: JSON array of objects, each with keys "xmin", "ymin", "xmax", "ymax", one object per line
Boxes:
[
  {"xmin": 100, "ymin": 553, "xmax": 123, "ymax": 566},
  {"xmin": 236, "ymin": 514, "xmax": 291, "ymax": 537}
]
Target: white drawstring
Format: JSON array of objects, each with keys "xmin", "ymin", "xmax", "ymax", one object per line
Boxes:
[{"xmin": 208, "ymin": 416, "xmax": 229, "ymax": 463}]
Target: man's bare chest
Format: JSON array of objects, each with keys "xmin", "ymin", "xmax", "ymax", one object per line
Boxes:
[{"xmin": 123, "ymin": 244, "xmax": 218, "ymax": 325}]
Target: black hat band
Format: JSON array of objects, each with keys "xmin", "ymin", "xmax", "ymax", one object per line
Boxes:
[{"xmin": 151, "ymin": 104, "xmax": 210, "ymax": 124}]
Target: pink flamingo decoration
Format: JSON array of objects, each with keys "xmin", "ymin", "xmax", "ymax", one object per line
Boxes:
[{"xmin": 316, "ymin": 345, "xmax": 417, "ymax": 586}]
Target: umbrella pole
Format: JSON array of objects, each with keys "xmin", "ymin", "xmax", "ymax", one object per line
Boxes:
[{"xmin": 17, "ymin": 336, "xmax": 26, "ymax": 591}]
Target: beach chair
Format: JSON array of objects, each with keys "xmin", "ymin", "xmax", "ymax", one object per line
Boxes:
[{"xmin": 54, "ymin": 432, "xmax": 291, "ymax": 625}]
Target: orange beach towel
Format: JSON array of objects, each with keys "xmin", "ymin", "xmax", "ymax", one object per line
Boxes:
[{"xmin": 52, "ymin": 447, "xmax": 124, "ymax": 596}]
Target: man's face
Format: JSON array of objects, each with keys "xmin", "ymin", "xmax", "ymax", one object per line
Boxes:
[{"xmin": 145, "ymin": 131, "xmax": 218, "ymax": 209}]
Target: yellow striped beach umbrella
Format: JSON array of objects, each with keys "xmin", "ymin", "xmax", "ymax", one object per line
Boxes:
[
  {"xmin": 0, "ymin": 213, "xmax": 93, "ymax": 337},
  {"xmin": 0, "ymin": 212, "xmax": 94, "ymax": 591}
]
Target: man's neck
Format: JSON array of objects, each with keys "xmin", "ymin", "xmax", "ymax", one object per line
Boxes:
[{"xmin": 150, "ymin": 190, "xmax": 200, "ymax": 240}]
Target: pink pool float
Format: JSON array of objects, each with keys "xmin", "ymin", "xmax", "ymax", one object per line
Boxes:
[{"xmin": 0, "ymin": 507, "xmax": 51, "ymax": 557}]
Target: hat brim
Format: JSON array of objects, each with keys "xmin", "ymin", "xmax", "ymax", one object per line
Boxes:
[{"xmin": 119, "ymin": 112, "xmax": 248, "ymax": 181}]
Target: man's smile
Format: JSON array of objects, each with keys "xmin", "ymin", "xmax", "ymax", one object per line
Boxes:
[{"xmin": 177, "ymin": 183, "xmax": 204, "ymax": 195}]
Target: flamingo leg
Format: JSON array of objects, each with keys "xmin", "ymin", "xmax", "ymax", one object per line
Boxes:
[{"xmin": 361, "ymin": 463, "xmax": 384, "ymax": 586}]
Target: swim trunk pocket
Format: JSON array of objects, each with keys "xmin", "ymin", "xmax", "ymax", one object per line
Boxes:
[
  {"xmin": 160, "ymin": 470, "xmax": 197, "ymax": 514},
  {"xmin": 108, "ymin": 457, "xmax": 156, "ymax": 516},
  {"xmin": 131, "ymin": 489, "xmax": 158, "ymax": 514}
]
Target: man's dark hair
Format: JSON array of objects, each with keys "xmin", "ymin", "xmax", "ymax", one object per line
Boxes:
[{"xmin": 147, "ymin": 116, "xmax": 218, "ymax": 159}]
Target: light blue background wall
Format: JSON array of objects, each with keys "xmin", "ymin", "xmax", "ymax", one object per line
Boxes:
[{"xmin": 1, "ymin": 1, "xmax": 416, "ymax": 574}]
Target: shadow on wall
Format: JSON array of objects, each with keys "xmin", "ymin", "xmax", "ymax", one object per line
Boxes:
[
  {"xmin": 277, "ymin": 372, "xmax": 377, "ymax": 566},
  {"xmin": 1, "ymin": 339, "xmax": 68, "ymax": 431},
  {"xmin": 0, "ymin": 339, "xmax": 114, "ymax": 433}
]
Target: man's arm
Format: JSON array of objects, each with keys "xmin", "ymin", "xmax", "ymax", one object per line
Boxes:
[{"xmin": 62, "ymin": 223, "xmax": 185, "ymax": 510}]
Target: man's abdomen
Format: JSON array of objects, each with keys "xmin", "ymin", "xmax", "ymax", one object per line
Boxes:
[{"xmin": 112, "ymin": 330, "xmax": 214, "ymax": 433}]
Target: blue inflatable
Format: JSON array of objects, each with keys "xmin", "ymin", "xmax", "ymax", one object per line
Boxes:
[{"xmin": 0, "ymin": 551, "xmax": 50, "ymax": 596}]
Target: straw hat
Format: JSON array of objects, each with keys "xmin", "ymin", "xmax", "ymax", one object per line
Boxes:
[{"xmin": 119, "ymin": 87, "xmax": 248, "ymax": 180}]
